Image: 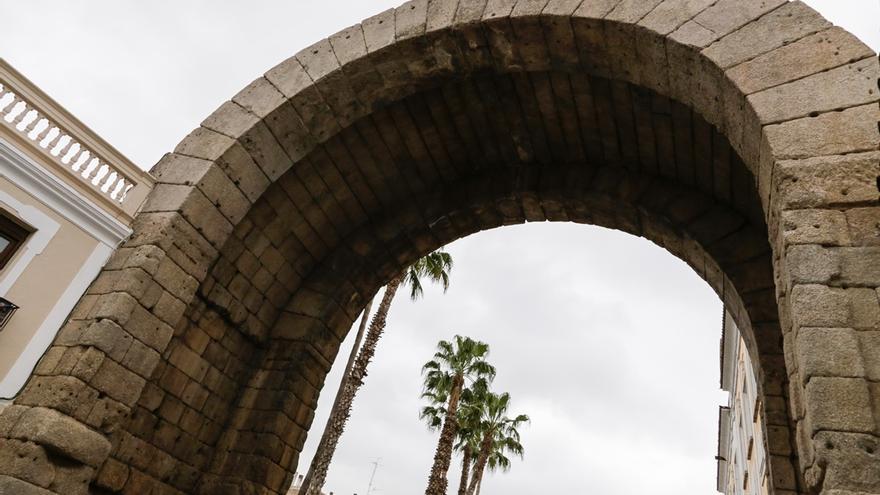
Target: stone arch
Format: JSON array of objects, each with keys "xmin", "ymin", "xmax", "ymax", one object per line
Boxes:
[{"xmin": 0, "ymin": 1, "xmax": 877, "ymax": 495}]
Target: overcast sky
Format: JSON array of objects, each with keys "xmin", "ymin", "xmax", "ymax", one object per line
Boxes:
[{"xmin": 2, "ymin": 2, "xmax": 877, "ymax": 494}]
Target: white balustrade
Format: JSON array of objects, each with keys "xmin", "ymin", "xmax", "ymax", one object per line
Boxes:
[{"xmin": 0, "ymin": 59, "xmax": 153, "ymax": 221}]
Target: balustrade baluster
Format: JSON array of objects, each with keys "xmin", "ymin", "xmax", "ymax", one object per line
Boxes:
[
  {"xmin": 58, "ymin": 139, "xmax": 77, "ymax": 162},
  {"xmin": 118, "ymin": 182, "xmax": 132, "ymax": 202},
  {"xmin": 47, "ymin": 130, "xmax": 65, "ymax": 153},
  {"xmin": 35, "ymin": 123, "xmax": 55, "ymax": 145},
  {"xmin": 87, "ymin": 161, "xmax": 104, "ymax": 184},
  {"xmin": 1, "ymin": 95, "xmax": 18, "ymax": 121},
  {"xmin": 108, "ymin": 178, "xmax": 125, "ymax": 200},
  {"xmin": 0, "ymin": 88, "xmax": 10, "ymax": 110},
  {"xmin": 23, "ymin": 113, "xmax": 42, "ymax": 137},
  {"xmin": 69, "ymin": 146, "xmax": 88, "ymax": 169},
  {"xmin": 84, "ymin": 158, "xmax": 101, "ymax": 180},
  {"xmin": 100, "ymin": 170, "xmax": 117, "ymax": 193},
  {"xmin": 1, "ymin": 71, "xmax": 145, "ymax": 212},
  {"xmin": 92, "ymin": 163, "xmax": 108, "ymax": 186},
  {"xmin": 10, "ymin": 101, "xmax": 28, "ymax": 127}
]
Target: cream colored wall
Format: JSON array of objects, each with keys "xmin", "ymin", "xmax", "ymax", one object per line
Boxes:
[
  {"xmin": 720, "ymin": 319, "xmax": 769, "ymax": 495},
  {"xmin": 0, "ymin": 175, "xmax": 98, "ymax": 383}
]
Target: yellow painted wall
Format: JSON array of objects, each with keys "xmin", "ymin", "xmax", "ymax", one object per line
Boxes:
[{"xmin": 0, "ymin": 175, "xmax": 98, "ymax": 381}]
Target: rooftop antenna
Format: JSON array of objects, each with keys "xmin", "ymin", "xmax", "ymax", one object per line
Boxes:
[{"xmin": 366, "ymin": 458, "xmax": 381, "ymax": 494}]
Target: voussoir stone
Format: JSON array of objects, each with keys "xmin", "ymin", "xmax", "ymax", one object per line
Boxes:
[
  {"xmin": 688, "ymin": 0, "xmax": 786, "ymax": 43},
  {"xmin": 702, "ymin": 1, "xmax": 830, "ymax": 69},
  {"xmin": 763, "ymin": 104, "xmax": 879, "ymax": 160},
  {"xmin": 727, "ymin": 26, "xmax": 877, "ymax": 95},
  {"xmin": 638, "ymin": 0, "xmax": 715, "ymax": 36},
  {"xmin": 749, "ymin": 57, "xmax": 879, "ymax": 124}
]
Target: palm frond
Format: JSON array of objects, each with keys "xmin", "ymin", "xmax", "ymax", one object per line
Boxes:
[{"xmin": 403, "ymin": 248, "xmax": 454, "ymax": 300}]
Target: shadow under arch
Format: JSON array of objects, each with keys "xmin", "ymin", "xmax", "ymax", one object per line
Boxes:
[
  {"xmin": 192, "ymin": 139, "xmax": 787, "ymax": 494},
  {"xmin": 2, "ymin": 2, "xmax": 878, "ymax": 495}
]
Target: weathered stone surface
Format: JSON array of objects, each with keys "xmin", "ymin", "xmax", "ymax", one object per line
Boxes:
[
  {"xmin": 15, "ymin": 376, "xmax": 98, "ymax": 419},
  {"xmin": 0, "ymin": 406, "xmax": 25, "ymax": 439},
  {"xmin": 727, "ymin": 27, "xmax": 876, "ymax": 95},
  {"xmin": 781, "ymin": 209, "xmax": 851, "ymax": 247},
  {"xmin": 684, "ymin": 0, "xmax": 786, "ymax": 45},
  {"xmin": 763, "ymin": 104, "xmax": 880, "ymax": 160},
  {"xmin": 151, "ymin": 153, "xmax": 251, "ymax": 225},
  {"xmin": 142, "ymin": 184, "xmax": 233, "ymax": 250},
  {"xmin": 847, "ymin": 207, "xmax": 880, "ymax": 247},
  {"xmin": 774, "ymin": 152, "xmax": 880, "ymax": 210},
  {"xmin": 10, "ymin": 408, "xmax": 110, "ymax": 467},
  {"xmin": 73, "ymin": 320, "xmax": 133, "ymax": 363},
  {"xmin": 784, "ymin": 244, "xmax": 841, "ymax": 285},
  {"xmin": 0, "ymin": 474, "xmax": 54, "ymax": 495},
  {"xmin": 232, "ymin": 77, "xmax": 287, "ymax": 120},
  {"xmin": 396, "ymin": 0, "xmax": 429, "ymax": 40},
  {"xmin": 0, "ymin": 439, "xmax": 54, "ymax": 488},
  {"xmin": 839, "ymin": 248, "xmax": 880, "ymax": 287},
  {"xmin": 153, "ymin": 256, "xmax": 199, "ymax": 303},
  {"xmin": 790, "ymin": 284, "xmax": 851, "ymax": 328},
  {"xmin": 703, "ymin": 1, "xmax": 830, "ymax": 69},
  {"xmin": 804, "ymin": 377, "xmax": 875, "ymax": 434},
  {"xmin": 572, "ymin": 0, "xmax": 619, "ymax": 17},
  {"xmin": 46, "ymin": 463, "xmax": 93, "ymax": 495},
  {"xmin": 749, "ymin": 57, "xmax": 879, "ymax": 124},
  {"xmin": 128, "ymin": 212, "xmax": 218, "ymax": 280},
  {"xmin": 849, "ymin": 288, "xmax": 880, "ymax": 329},
  {"xmin": 782, "ymin": 246, "xmax": 880, "ymax": 292},
  {"xmin": 811, "ymin": 431, "xmax": 880, "ymax": 492},
  {"xmin": 638, "ymin": 0, "xmax": 715, "ymax": 36},
  {"xmin": 606, "ymin": 0, "xmax": 663, "ymax": 23},
  {"xmin": 796, "ymin": 327, "xmax": 865, "ymax": 384},
  {"xmin": 860, "ymin": 331, "xmax": 880, "ymax": 382},
  {"xmin": 95, "ymin": 458, "xmax": 129, "ymax": 492}
]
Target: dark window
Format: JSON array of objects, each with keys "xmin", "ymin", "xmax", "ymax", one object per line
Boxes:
[{"xmin": 0, "ymin": 211, "xmax": 32, "ymax": 270}]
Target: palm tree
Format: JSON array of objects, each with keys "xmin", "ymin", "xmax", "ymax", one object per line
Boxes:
[
  {"xmin": 454, "ymin": 410, "xmax": 483, "ymax": 495},
  {"xmin": 422, "ymin": 336, "xmax": 496, "ymax": 495},
  {"xmin": 475, "ymin": 425, "xmax": 526, "ymax": 494},
  {"xmin": 464, "ymin": 392, "xmax": 528, "ymax": 495},
  {"xmin": 420, "ymin": 380, "xmax": 485, "ymax": 495},
  {"xmin": 301, "ymin": 250, "xmax": 454, "ymax": 495}
]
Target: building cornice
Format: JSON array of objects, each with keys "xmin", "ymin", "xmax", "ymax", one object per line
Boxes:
[{"xmin": 0, "ymin": 137, "xmax": 131, "ymax": 246}]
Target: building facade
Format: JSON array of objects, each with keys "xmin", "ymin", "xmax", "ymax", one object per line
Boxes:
[
  {"xmin": 717, "ymin": 310, "xmax": 770, "ymax": 495},
  {"xmin": 285, "ymin": 474, "xmax": 332, "ymax": 495},
  {"xmin": 0, "ymin": 58, "xmax": 152, "ymax": 406}
]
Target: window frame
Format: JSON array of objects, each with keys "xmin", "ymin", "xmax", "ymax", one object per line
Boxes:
[{"xmin": 0, "ymin": 211, "xmax": 33, "ymax": 271}]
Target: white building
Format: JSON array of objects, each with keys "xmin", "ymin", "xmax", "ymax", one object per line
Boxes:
[
  {"xmin": 0, "ymin": 58, "xmax": 152, "ymax": 407},
  {"xmin": 285, "ymin": 473, "xmax": 332, "ymax": 495},
  {"xmin": 716, "ymin": 311, "xmax": 770, "ymax": 495}
]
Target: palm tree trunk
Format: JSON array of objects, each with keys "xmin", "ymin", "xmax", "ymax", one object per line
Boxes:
[
  {"xmin": 465, "ymin": 430, "xmax": 492, "ymax": 495},
  {"xmin": 457, "ymin": 446, "xmax": 472, "ymax": 495},
  {"xmin": 424, "ymin": 373, "xmax": 465, "ymax": 495},
  {"xmin": 298, "ymin": 298, "xmax": 374, "ymax": 495},
  {"xmin": 476, "ymin": 477, "xmax": 482, "ymax": 495},
  {"xmin": 302, "ymin": 276, "xmax": 403, "ymax": 495}
]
